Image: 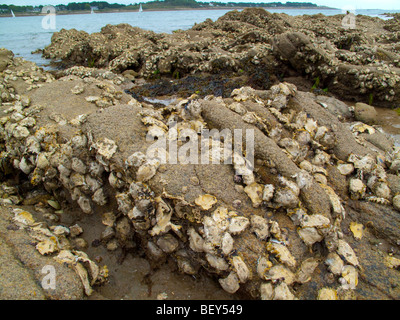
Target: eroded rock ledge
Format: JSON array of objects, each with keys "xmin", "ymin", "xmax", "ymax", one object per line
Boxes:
[
  {"xmin": 1, "ymin": 46, "xmax": 399, "ymax": 299},
  {"xmin": 42, "ymin": 8, "xmax": 400, "ymax": 108}
]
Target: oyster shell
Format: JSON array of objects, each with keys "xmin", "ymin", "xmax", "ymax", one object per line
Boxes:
[
  {"xmin": 93, "ymin": 138, "xmax": 118, "ymax": 162},
  {"xmin": 13, "ymin": 208, "xmax": 35, "ymax": 226},
  {"xmin": 262, "ymin": 184, "xmax": 275, "ymax": 202},
  {"xmin": 273, "ymin": 188, "xmax": 299, "ymax": 209},
  {"xmin": 349, "ymin": 222, "xmax": 363, "ymax": 240},
  {"xmin": 337, "ymin": 163, "xmax": 354, "ymax": 175},
  {"xmin": 267, "ymin": 242, "xmax": 296, "ymax": 268},
  {"xmin": 188, "ymin": 227, "xmax": 204, "ymax": 253},
  {"xmin": 36, "ymin": 236, "xmax": 59, "ymax": 255},
  {"xmin": 384, "ymin": 255, "xmax": 400, "ymax": 269},
  {"xmin": 218, "ymin": 272, "xmax": 240, "ymax": 294},
  {"xmin": 250, "ymin": 215, "xmax": 270, "ymax": 240},
  {"xmin": 296, "ymin": 258, "xmax": 319, "ymax": 283},
  {"xmin": 373, "ymin": 182, "xmax": 391, "ymax": 200},
  {"xmin": 244, "ymin": 182, "xmax": 263, "ymax": 208},
  {"xmin": 349, "ymin": 178, "xmax": 366, "ymax": 200},
  {"xmin": 325, "ymin": 252, "xmax": 344, "ymax": 275},
  {"xmin": 228, "ymin": 216, "xmax": 250, "ymax": 235},
  {"xmin": 300, "ymin": 214, "xmax": 330, "ymax": 229},
  {"xmin": 221, "ymin": 232, "xmax": 234, "ymax": 256},
  {"xmin": 337, "ymin": 240, "xmax": 359, "ymax": 267},
  {"xmin": 340, "ymin": 265, "xmax": 358, "ymax": 290},
  {"xmin": 257, "ymin": 256, "xmax": 273, "ymax": 279},
  {"xmin": 137, "ymin": 159, "xmax": 160, "ymax": 182},
  {"xmin": 317, "ymin": 288, "xmax": 338, "ymax": 300},
  {"xmin": 206, "ymin": 253, "xmax": 229, "ymax": 271},
  {"xmin": 156, "ymin": 234, "xmax": 179, "ymax": 253},
  {"xmin": 203, "ymin": 216, "xmax": 223, "ymax": 247},
  {"xmin": 149, "ymin": 197, "xmax": 181, "ymax": 236},
  {"xmin": 231, "ymin": 255, "xmax": 250, "ymax": 283},
  {"xmin": 260, "ymin": 282, "xmax": 274, "ymax": 300},
  {"xmin": 77, "ymin": 195, "xmax": 92, "ymax": 214},
  {"xmin": 319, "ymin": 184, "xmax": 345, "ymax": 218},
  {"xmin": 393, "ymin": 194, "xmax": 400, "ymax": 212},
  {"xmin": 298, "ymin": 227, "xmax": 324, "ymax": 246},
  {"xmin": 273, "ymin": 282, "xmax": 295, "ymax": 300},
  {"xmin": 177, "ymin": 257, "xmax": 197, "ymax": 275},
  {"xmin": 195, "ymin": 194, "xmax": 217, "ymax": 210}
]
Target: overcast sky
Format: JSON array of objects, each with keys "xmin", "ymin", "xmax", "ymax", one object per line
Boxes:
[{"xmin": 1, "ymin": 0, "xmax": 399, "ymax": 10}]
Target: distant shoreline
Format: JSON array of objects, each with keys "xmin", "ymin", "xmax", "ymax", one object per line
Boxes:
[{"xmin": 0, "ymin": 6, "xmax": 337, "ymax": 18}]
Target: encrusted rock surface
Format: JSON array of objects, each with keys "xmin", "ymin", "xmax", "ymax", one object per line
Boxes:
[
  {"xmin": 43, "ymin": 8, "xmax": 400, "ymax": 108},
  {"xmin": 1, "ymin": 9, "xmax": 400, "ymax": 300}
]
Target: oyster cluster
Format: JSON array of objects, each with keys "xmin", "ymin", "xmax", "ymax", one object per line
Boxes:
[
  {"xmin": 1, "ymin": 49, "xmax": 399, "ymax": 300},
  {"xmin": 13, "ymin": 207, "xmax": 108, "ymax": 296}
]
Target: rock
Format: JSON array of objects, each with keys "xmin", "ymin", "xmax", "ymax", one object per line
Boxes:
[
  {"xmin": 3, "ymin": 22, "xmax": 400, "ymax": 300},
  {"xmin": 0, "ymin": 206, "xmax": 84, "ymax": 299},
  {"xmin": 0, "ymin": 48, "xmax": 13, "ymax": 72},
  {"xmin": 101, "ymin": 226, "xmax": 115, "ymax": 242},
  {"xmin": 354, "ymin": 102, "xmax": 378, "ymax": 125},
  {"xmin": 393, "ymin": 195, "xmax": 400, "ymax": 212}
]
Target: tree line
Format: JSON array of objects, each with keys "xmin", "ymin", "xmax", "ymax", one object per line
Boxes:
[{"xmin": 0, "ymin": 1, "xmax": 318, "ymax": 13}]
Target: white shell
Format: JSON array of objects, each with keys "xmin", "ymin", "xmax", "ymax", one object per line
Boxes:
[
  {"xmin": 195, "ymin": 194, "xmax": 217, "ymax": 210},
  {"xmin": 219, "ymin": 272, "xmax": 240, "ymax": 294},
  {"xmin": 337, "ymin": 240, "xmax": 359, "ymax": 267},
  {"xmin": 262, "ymin": 184, "xmax": 275, "ymax": 202},
  {"xmin": 298, "ymin": 227, "xmax": 324, "ymax": 246},
  {"xmin": 325, "ymin": 252, "xmax": 344, "ymax": 275},
  {"xmin": 267, "ymin": 242, "xmax": 296, "ymax": 268},
  {"xmin": 228, "ymin": 216, "xmax": 250, "ymax": 235},
  {"xmin": 231, "ymin": 256, "xmax": 250, "ymax": 283},
  {"xmin": 206, "ymin": 253, "xmax": 229, "ymax": 271},
  {"xmin": 71, "ymin": 157, "xmax": 87, "ymax": 174},
  {"xmin": 393, "ymin": 195, "xmax": 400, "ymax": 212},
  {"xmin": 203, "ymin": 216, "xmax": 223, "ymax": 247},
  {"xmin": 349, "ymin": 178, "xmax": 366, "ymax": 200},
  {"xmin": 221, "ymin": 232, "xmax": 234, "ymax": 256},
  {"xmin": 278, "ymin": 138, "xmax": 301, "ymax": 158},
  {"xmin": 273, "ymin": 282, "xmax": 295, "ymax": 300},
  {"xmin": 260, "ymin": 282, "xmax": 274, "ymax": 300},
  {"xmin": 296, "ymin": 258, "xmax": 319, "ymax": 283},
  {"xmin": 244, "ymin": 183, "xmax": 263, "ymax": 208},
  {"xmin": 278, "ymin": 176, "xmax": 300, "ymax": 196},
  {"xmin": 265, "ymin": 265, "xmax": 295, "ymax": 285},
  {"xmin": 125, "ymin": 152, "xmax": 146, "ymax": 168},
  {"xmin": 257, "ymin": 256, "xmax": 272, "ymax": 279},
  {"xmin": 77, "ymin": 196, "xmax": 92, "ymax": 214},
  {"xmin": 340, "ymin": 265, "xmax": 358, "ymax": 290},
  {"xmin": 93, "ymin": 138, "xmax": 118, "ymax": 161},
  {"xmin": 300, "ymin": 214, "xmax": 330, "ymax": 229},
  {"xmin": 136, "ymin": 161, "xmax": 158, "ymax": 182},
  {"xmin": 373, "ymin": 182, "xmax": 391, "ymax": 200},
  {"xmin": 273, "ymin": 188, "xmax": 299, "ymax": 209},
  {"xmin": 188, "ymin": 227, "xmax": 204, "ymax": 253},
  {"xmin": 92, "ymin": 188, "xmax": 107, "ymax": 206},
  {"xmin": 294, "ymin": 170, "xmax": 313, "ymax": 190},
  {"xmin": 337, "ymin": 163, "xmax": 354, "ymax": 175},
  {"xmin": 250, "ymin": 215, "xmax": 270, "ymax": 240}
]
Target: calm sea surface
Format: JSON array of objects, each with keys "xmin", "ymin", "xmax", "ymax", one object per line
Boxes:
[{"xmin": 0, "ymin": 8, "xmax": 400, "ymax": 67}]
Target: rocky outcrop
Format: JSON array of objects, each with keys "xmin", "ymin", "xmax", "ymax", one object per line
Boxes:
[
  {"xmin": 0, "ymin": 205, "xmax": 84, "ymax": 300},
  {"xmin": 1, "ymin": 51, "xmax": 399, "ymax": 300},
  {"xmin": 42, "ymin": 8, "xmax": 400, "ymax": 108}
]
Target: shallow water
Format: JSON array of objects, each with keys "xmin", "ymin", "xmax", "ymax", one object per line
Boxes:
[{"xmin": 374, "ymin": 107, "xmax": 400, "ymax": 147}]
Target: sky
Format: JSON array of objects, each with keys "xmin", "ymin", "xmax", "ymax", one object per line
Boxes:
[{"xmin": 0, "ymin": 0, "xmax": 399, "ymax": 10}]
